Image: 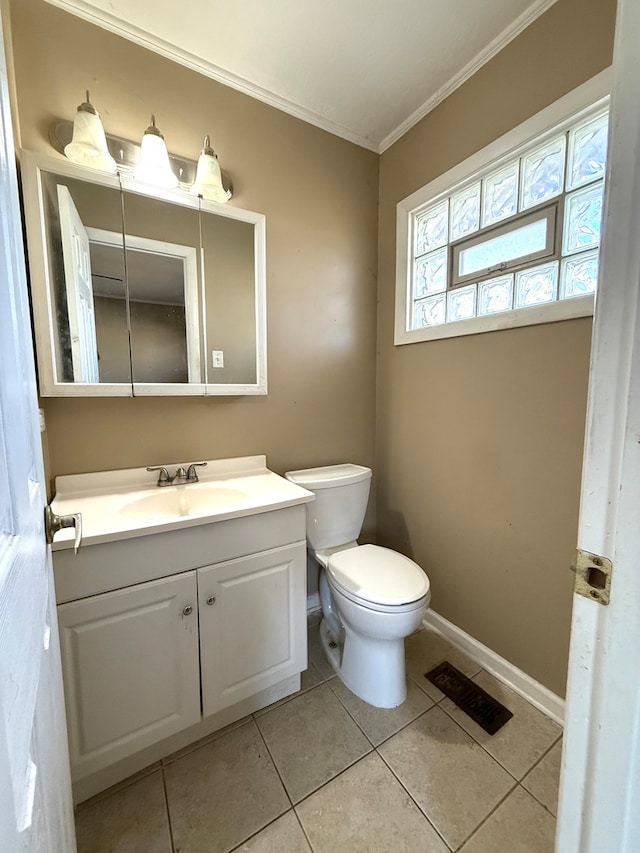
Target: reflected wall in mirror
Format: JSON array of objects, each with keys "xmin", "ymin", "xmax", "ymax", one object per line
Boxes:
[
  {"xmin": 21, "ymin": 152, "xmax": 267, "ymax": 396},
  {"xmin": 121, "ymin": 190, "xmax": 202, "ymax": 385},
  {"xmin": 200, "ymin": 212, "xmax": 256, "ymax": 385},
  {"xmin": 88, "ymin": 229, "xmax": 199, "ymax": 384}
]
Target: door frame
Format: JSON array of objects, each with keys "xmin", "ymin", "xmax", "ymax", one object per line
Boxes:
[{"xmin": 556, "ymin": 0, "xmax": 640, "ymax": 849}]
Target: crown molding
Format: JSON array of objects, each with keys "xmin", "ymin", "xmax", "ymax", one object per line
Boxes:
[
  {"xmin": 44, "ymin": 0, "xmax": 380, "ymax": 152},
  {"xmin": 46, "ymin": 0, "xmax": 559, "ymax": 156},
  {"xmin": 379, "ymin": 0, "xmax": 560, "ymax": 153}
]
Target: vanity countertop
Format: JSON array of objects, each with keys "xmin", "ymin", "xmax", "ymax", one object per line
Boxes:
[{"xmin": 50, "ymin": 455, "xmax": 315, "ymax": 550}]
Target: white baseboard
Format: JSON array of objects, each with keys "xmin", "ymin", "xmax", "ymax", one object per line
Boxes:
[
  {"xmin": 423, "ymin": 610, "xmax": 565, "ymax": 725},
  {"xmin": 307, "ymin": 592, "xmax": 321, "ymax": 614}
]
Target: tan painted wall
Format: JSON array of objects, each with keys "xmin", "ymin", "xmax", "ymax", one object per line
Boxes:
[
  {"xmin": 377, "ymin": 0, "xmax": 617, "ymax": 696},
  {"xmin": 95, "ymin": 297, "xmax": 189, "ymax": 384},
  {"xmin": 9, "ymin": 0, "xmax": 379, "ymax": 522}
]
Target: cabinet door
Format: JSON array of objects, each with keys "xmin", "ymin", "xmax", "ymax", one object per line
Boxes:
[
  {"xmin": 58, "ymin": 572, "xmax": 200, "ymax": 779},
  {"xmin": 199, "ymin": 543, "xmax": 307, "ymax": 716}
]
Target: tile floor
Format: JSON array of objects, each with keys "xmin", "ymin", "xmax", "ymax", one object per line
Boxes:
[{"xmin": 75, "ymin": 616, "xmax": 562, "ymax": 852}]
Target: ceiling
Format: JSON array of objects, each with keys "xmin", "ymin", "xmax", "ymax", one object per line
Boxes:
[{"xmin": 46, "ymin": 0, "xmax": 557, "ymax": 153}]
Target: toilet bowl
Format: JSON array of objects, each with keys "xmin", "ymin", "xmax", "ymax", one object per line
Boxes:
[{"xmin": 285, "ymin": 464, "xmax": 431, "ymax": 709}]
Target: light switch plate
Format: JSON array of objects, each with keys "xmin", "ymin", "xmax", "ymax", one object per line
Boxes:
[{"xmin": 211, "ymin": 350, "xmax": 224, "ymax": 368}]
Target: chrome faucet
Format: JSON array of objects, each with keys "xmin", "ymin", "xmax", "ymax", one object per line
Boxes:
[{"xmin": 147, "ymin": 462, "xmax": 208, "ymax": 487}]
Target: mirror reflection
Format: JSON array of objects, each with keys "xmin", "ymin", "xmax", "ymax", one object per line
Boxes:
[
  {"xmin": 41, "ymin": 171, "xmax": 129, "ymax": 384},
  {"xmin": 200, "ymin": 212, "xmax": 256, "ymax": 385},
  {"xmin": 120, "ymin": 191, "xmax": 202, "ymax": 384}
]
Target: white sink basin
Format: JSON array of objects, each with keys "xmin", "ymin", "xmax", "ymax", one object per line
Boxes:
[
  {"xmin": 49, "ymin": 456, "xmax": 316, "ymax": 549},
  {"xmin": 123, "ymin": 485, "xmax": 248, "ymax": 518}
]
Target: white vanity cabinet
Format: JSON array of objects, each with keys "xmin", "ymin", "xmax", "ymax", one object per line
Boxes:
[
  {"xmin": 57, "ymin": 572, "xmax": 201, "ymax": 780},
  {"xmin": 52, "ymin": 500, "xmax": 309, "ymax": 795}
]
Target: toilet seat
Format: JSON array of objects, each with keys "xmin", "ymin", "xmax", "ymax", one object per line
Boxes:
[{"xmin": 327, "ymin": 544, "xmax": 430, "ymax": 609}]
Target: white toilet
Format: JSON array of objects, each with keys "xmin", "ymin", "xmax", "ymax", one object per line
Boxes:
[{"xmin": 285, "ymin": 463, "xmax": 430, "ymax": 709}]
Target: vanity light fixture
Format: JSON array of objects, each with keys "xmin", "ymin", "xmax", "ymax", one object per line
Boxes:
[
  {"xmin": 64, "ymin": 91, "xmax": 116, "ymax": 173},
  {"xmin": 50, "ymin": 114, "xmax": 233, "ymax": 200},
  {"xmin": 190, "ymin": 136, "xmax": 231, "ymax": 203},
  {"xmin": 133, "ymin": 115, "xmax": 178, "ymax": 189}
]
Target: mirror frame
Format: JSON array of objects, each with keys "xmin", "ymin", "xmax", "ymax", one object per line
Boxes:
[{"xmin": 21, "ymin": 150, "xmax": 267, "ymax": 397}]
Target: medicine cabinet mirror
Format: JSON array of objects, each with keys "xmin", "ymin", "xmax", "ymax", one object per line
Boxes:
[{"xmin": 21, "ymin": 151, "xmax": 266, "ymax": 396}]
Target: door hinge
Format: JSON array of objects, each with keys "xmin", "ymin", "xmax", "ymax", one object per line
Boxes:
[{"xmin": 571, "ymin": 549, "xmax": 612, "ymax": 605}]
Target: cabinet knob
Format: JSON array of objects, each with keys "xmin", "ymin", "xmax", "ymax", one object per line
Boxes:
[
  {"xmin": 206, "ymin": 596, "xmax": 216, "ymax": 606},
  {"xmin": 182, "ymin": 605, "xmax": 193, "ymax": 616}
]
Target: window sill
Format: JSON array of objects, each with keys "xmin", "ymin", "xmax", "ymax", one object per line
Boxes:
[{"xmin": 394, "ymin": 293, "xmax": 594, "ymax": 345}]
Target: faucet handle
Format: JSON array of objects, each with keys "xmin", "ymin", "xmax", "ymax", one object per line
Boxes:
[
  {"xmin": 186, "ymin": 461, "xmax": 208, "ymax": 482},
  {"xmin": 147, "ymin": 466, "xmax": 171, "ymax": 486}
]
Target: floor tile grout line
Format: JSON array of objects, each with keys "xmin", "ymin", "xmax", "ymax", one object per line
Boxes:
[
  {"xmin": 520, "ymin": 734, "xmax": 563, "ymax": 818},
  {"xmin": 290, "ymin": 744, "xmax": 376, "ymax": 809},
  {"xmin": 452, "ymin": 779, "xmax": 523, "ymax": 852},
  {"xmin": 406, "ymin": 670, "xmax": 453, "ymax": 703},
  {"xmin": 292, "ymin": 808, "xmax": 316, "ymax": 853},
  {"xmin": 253, "ymin": 677, "xmax": 375, "ymax": 807},
  {"xmin": 519, "ymin": 783, "xmax": 560, "ymax": 820},
  {"xmin": 323, "ymin": 677, "xmax": 377, "ymax": 748},
  {"xmin": 433, "ymin": 700, "xmax": 523, "ymax": 786},
  {"xmin": 433, "ymin": 680, "xmax": 562, "ymax": 784},
  {"xmin": 374, "ymin": 745, "xmax": 454, "ymax": 852},
  {"xmin": 360, "ymin": 699, "xmax": 438, "ymax": 750},
  {"xmin": 226, "ymin": 809, "xmax": 299, "ymax": 853},
  {"xmin": 160, "ymin": 766, "xmax": 176, "ymax": 853},
  {"xmin": 322, "ymin": 663, "xmax": 436, "ymax": 751},
  {"xmin": 217, "ymin": 717, "xmax": 292, "ymax": 852},
  {"xmin": 523, "ymin": 729, "xmax": 563, "ymax": 776},
  {"xmin": 253, "ymin": 716, "xmax": 297, "ymax": 810}
]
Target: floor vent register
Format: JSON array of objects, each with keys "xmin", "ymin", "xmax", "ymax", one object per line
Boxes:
[{"xmin": 425, "ymin": 662, "xmax": 513, "ymax": 735}]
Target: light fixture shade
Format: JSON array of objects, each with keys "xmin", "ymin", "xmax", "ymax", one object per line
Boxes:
[
  {"xmin": 64, "ymin": 91, "xmax": 116, "ymax": 173},
  {"xmin": 190, "ymin": 136, "xmax": 231, "ymax": 203},
  {"xmin": 133, "ymin": 116, "xmax": 178, "ymax": 189}
]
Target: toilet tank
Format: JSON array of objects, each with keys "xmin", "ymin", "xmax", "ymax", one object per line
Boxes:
[{"xmin": 284, "ymin": 464, "xmax": 372, "ymax": 551}]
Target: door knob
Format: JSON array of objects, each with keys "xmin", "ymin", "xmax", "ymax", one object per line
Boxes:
[
  {"xmin": 182, "ymin": 605, "xmax": 193, "ymax": 616},
  {"xmin": 206, "ymin": 596, "xmax": 216, "ymax": 606},
  {"xmin": 44, "ymin": 505, "xmax": 82, "ymax": 554}
]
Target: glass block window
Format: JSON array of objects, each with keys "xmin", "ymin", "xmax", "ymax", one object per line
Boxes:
[
  {"xmin": 451, "ymin": 183, "xmax": 481, "ymax": 241},
  {"xmin": 478, "ymin": 274, "xmax": 514, "ymax": 316},
  {"xmin": 405, "ymin": 104, "xmax": 608, "ymax": 335},
  {"xmin": 482, "ymin": 160, "xmax": 519, "ymax": 226}
]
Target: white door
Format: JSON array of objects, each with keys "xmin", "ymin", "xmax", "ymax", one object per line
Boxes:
[
  {"xmin": 199, "ymin": 544, "xmax": 307, "ymax": 716},
  {"xmin": 0, "ymin": 11, "xmax": 75, "ymax": 853},
  {"xmin": 58, "ymin": 572, "xmax": 200, "ymax": 780},
  {"xmin": 57, "ymin": 184, "xmax": 100, "ymax": 383},
  {"xmin": 556, "ymin": 0, "xmax": 640, "ymax": 850}
]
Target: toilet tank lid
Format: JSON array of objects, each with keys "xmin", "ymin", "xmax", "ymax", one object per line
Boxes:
[{"xmin": 284, "ymin": 463, "xmax": 372, "ymax": 490}]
